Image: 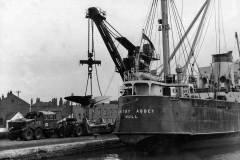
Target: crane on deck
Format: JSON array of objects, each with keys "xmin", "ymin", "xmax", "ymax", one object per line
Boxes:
[{"xmin": 86, "ymin": 7, "xmax": 137, "ymax": 81}]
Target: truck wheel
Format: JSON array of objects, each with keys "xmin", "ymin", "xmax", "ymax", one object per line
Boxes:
[
  {"xmin": 34, "ymin": 128, "xmax": 43, "ymax": 140},
  {"xmin": 8, "ymin": 134, "xmax": 17, "ymax": 140},
  {"xmin": 58, "ymin": 127, "xmax": 65, "ymax": 138},
  {"xmin": 74, "ymin": 125, "xmax": 83, "ymax": 137},
  {"xmin": 22, "ymin": 128, "xmax": 33, "ymax": 141}
]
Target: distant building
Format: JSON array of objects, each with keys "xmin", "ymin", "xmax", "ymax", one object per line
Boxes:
[
  {"xmin": 0, "ymin": 91, "xmax": 30, "ymax": 127},
  {"xmin": 72, "ymin": 104, "xmax": 85, "ymax": 122},
  {"xmin": 31, "ymin": 98, "xmax": 73, "ymax": 120},
  {"xmin": 92, "ymin": 101, "xmax": 119, "ymax": 124},
  {"xmin": 30, "ymin": 97, "xmax": 119, "ymax": 124},
  {"xmin": 72, "ymin": 101, "xmax": 119, "ymax": 124}
]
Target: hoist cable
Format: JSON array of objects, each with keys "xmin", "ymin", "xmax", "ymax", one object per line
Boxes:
[
  {"xmin": 85, "ymin": 18, "xmax": 91, "ymax": 96},
  {"xmin": 85, "ymin": 73, "xmax": 90, "ymax": 96},
  {"xmin": 91, "ymin": 20, "xmax": 103, "ymax": 96}
]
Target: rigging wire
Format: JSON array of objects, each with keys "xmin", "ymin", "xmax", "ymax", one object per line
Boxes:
[
  {"xmin": 145, "ymin": 1, "xmax": 154, "ymax": 33},
  {"xmin": 219, "ymin": 0, "xmax": 227, "ymax": 50},
  {"xmin": 170, "ymin": 0, "xmax": 190, "ymax": 75},
  {"xmin": 149, "ymin": 0, "xmax": 158, "ymax": 39},
  {"xmin": 172, "ymin": 0, "xmax": 210, "ymax": 79},
  {"xmin": 105, "ymin": 20, "xmax": 123, "ymax": 37},
  {"xmin": 181, "ymin": 0, "xmax": 183, "ymax": 19},
  {"xmin": 145, "ymin": 0, "xmax": 156, "ymax": 35},
  {"xmin": 104, "ymin": 71, "xmax": 116, "ymax": 96},
  {"xmin": 218, "ymin": 0, "xmax": 221, "ymax": 55},
  {"xmin": 104, "ymin": 23, "xmax": 118, "ymax": 38},
  {"xmin": 171, "ymin": 0, "xmax": 193, "ymax": 66},
  {"xmin": 214, "ymin": 0, "xmax": 218, "ymax": 53},
  {"xmin": 194, "ymin": 1, "xmax": 214, "ymax": 63},
  {"xmin": 168, "ymin": 2, "xmax": 177, "ymax": 67}
]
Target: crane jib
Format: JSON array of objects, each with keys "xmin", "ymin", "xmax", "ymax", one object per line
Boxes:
[{"xmin": 86, "ymin": 7, "xmax": 136, "ymax": 81}]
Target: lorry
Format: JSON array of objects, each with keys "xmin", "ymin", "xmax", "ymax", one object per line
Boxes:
[
  {"xmin": 57, "ymin": 117, "xmax": 82, "ymax": 137},
  {"xmin": 8, "ymin": 110, "xmax": 115, "ymax": 140},
  {"xmin": 8, "ymin": 111, "xmax": 59, "ymax": 140},
  {"xmin": 57, "ymin": 117, "xmax": 115, "ymax": 137}
]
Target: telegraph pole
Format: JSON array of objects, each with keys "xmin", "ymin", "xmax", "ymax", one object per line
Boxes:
[{"xmin": 16, "ymin": 90, "xmax": 21, "ymax": 97}]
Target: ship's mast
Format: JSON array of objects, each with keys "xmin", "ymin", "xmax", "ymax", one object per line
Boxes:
[{"xmin": 161, "ymin": 0, "xmax": 170, "ymax": 77}]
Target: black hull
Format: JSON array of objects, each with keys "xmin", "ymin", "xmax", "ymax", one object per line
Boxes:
[
  {"xmin": 116, "ymin": 132, "xmax": 240, "ymax": 151},
  {"xmin": 114, "ymin": 96, "xmax": 240, "ymax": 149}
]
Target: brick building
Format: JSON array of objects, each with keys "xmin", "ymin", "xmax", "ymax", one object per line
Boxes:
[
  {"xmin": 92, "ymin": 101, "xmax": 119, "ymax": 124},
  {"xmin": 0, "ymin": 91, "xmax": 30, "ymax": 127},
  {"xmin": 31, "ymin": 97, "xmax": 73, "ymax": 120},
  {"xmin": 72, "ymin": 101, "xmax": 119, "ymax": 124}
]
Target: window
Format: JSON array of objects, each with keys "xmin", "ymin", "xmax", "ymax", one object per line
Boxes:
[
  {"xmin": 190, "ymin": 87, "xmax": 194, "ymax": 93},
  {"xmin": 134, "ymin": 83, "xmax": 149, "ymax": 95},
  {"xmin": 163, "ymin": 87, "xmax": 171, "ymax": 96}
]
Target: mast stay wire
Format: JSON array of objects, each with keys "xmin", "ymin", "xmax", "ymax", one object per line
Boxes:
[
  {"xmin": 168, "ymin": 2, "xmax": 179, "ymax": 70},
  {"xmin": 149, "ymin": 0, "xmax": 158, "ymax": 39},
  {"xmin": 171, "ymin": 0, "xmax": 196, "ymax": 76},
  {"xmin": 218, "ymin": 0, "xmax": 221, "ymax": 55},
  {"xmin": 144, "ymin": 0, "xmax": 158, "ymax": 36},
  {"xmin": 213, "ymin": 0, "xmax": 218, "ymax": 54},
  {"xmin": 171, "ymin": 0, "xmax": 210, "ymax": 79},
  {"xmin": 144, "ymin": 1, "xmax": 155, "ymax": 34},
  {"xmin": 170, "ymin": 1, "xmax": 191, "ymax": 76},
  {"xmin": 104, "ymin": 71, "xmax": 116, "ymax": 96},
  {"xmin": 186, "ymin": 0, "xmax": 213, "ymax": 79},
  {"xmin": 194, "ymin": 1, "xmax": 214, "ymax": 64},
  {"xmin": 168, "ymin": 3, "xmax": 177, "ymax": 66},
  {"xmin": 219, "ymin": 0, "xmax": 227, "ymax": 50},
  {"xmin": 170, "ymin": 1, "xmax": 189, "ymax": 67}
]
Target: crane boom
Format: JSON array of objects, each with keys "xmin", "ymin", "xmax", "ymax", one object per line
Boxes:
[
  {"xmin": 235, "ymin": 32, "xmax": 240, "ymax": 58},
  {"xmin": 86, "ymin": 7, "xmax": 136, "ymax": 80}
]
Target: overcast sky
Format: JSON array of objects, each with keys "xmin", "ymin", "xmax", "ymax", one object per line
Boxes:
[{"xmin": 0, "ymin": 0, "xmax": 240, "ymax": 103}]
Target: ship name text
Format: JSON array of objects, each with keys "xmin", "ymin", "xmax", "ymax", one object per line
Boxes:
[{"xmin": 120, "ymin": 108, "xmax": 155, "ymax": 119}]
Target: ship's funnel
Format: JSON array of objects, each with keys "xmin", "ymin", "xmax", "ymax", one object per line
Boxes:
[{"xmin": 212, "ymin": 51, "xmax": 235, "ymax": 89}]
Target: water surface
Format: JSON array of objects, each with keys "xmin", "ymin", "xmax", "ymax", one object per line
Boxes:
[{"xmin": 54, "ymin": 145, "xmax": 240, "ymax": 160}]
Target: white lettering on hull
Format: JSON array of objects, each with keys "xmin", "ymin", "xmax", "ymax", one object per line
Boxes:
[{"xmin": 120, "ymin": 107, "xmax": 155, "ymax": 119}]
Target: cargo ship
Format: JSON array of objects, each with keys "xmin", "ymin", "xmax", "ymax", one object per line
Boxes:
[{"xmin": 86, "ymin": 0, "xmax": 240, "ymax": 150}]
